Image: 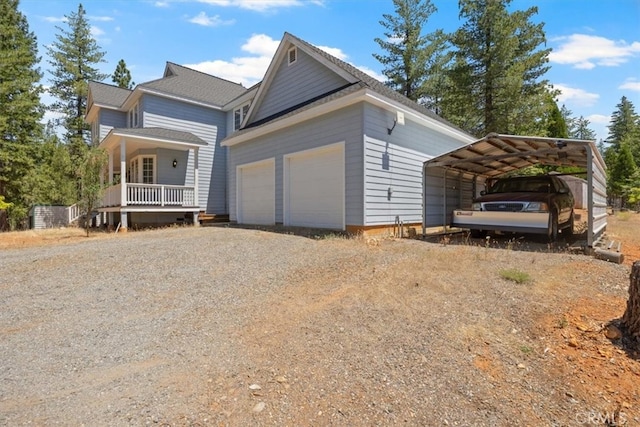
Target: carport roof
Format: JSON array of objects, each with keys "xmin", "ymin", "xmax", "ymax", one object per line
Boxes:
[{"xmin": 424, "ymin": 133, "xmax": 604, "ymax": 178}]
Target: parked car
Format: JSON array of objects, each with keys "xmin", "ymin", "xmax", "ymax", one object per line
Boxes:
[{"xmin": 453, "ymin": 174, "xmax": 575, "ymax": 241}]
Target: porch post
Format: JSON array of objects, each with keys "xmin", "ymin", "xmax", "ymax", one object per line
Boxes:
[
  {"xmin": 193, "ymin": 147, "xmax": 199, "ymax": 226},
  {"xmin": 120, "ymin": 138, "xmax": 128, "ymax": 231},
  {"xmin": 108, "ymin": 151, "xmax": 114, "ymax": 184},
  {"xmin": 107, "ymin": 151, "xmax": 114, "ymax": 228}
]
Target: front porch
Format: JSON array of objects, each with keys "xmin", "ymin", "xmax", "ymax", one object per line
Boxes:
[{"xmin": 98, "ymin": 127, "xmax": 207, "ymax": 230}]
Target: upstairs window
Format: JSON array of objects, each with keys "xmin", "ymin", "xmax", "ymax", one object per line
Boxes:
[
  {"xmin": 128, "ymin": 102, "xmax": 140, "ymax": 128},
  {"xmin": 288, "ymin": 46, "xmax": 297, "ymax": 65},
  {"xmin": 233, "ymin": 103, "xmax": 250, "ymax": 131}
]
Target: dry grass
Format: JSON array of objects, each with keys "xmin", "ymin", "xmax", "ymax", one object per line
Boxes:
[{"xmin": 0, "ymin": 227, "xmax": 114, "ymax": 250}]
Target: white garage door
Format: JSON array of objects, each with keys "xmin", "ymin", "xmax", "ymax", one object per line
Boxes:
[
  {"xmin": 285, "ymin": 143, "xmax": 345, "ymax": 229},
  {"xmin": 237, "ymin": 159, "xmax": 275, "ymax": 225}
]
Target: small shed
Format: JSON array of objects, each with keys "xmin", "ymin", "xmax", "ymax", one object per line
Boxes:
[
  {"xmin": 29, "ymin": 205, "xmax": 70, "ymax": 229},
  {"xmin": 422, "ymin": 133, "xmax": 607, "ymax": 247},
  {"xmin": 559, "ymin": 175, "xmax": 588, "ymax": 209}
]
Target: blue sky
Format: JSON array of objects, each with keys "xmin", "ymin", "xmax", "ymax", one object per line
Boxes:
[{"xmin": 18, "ymin": 0, "xmax": 640, "ymax": 141}]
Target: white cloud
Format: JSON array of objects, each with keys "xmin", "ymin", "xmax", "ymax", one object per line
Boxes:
[
  {"xmin": 188, "ymin": 11, "xmax": 235, "ymax": 26},
  {"xmin": 554, "ymin": 84, "xmax": 599, "ymax": 107},
  {"xmin": 587, "ymin": 114, "xmax": 610, "ymax": 125},
  {"xmin": 550, "ymin": 34, "xmax": 640, "ymax": 69},
  {"xmin": 316, "ymin": 45, "xmax": 347, "ymax": 61},
  {"xmin": 42, "ymin": 16, "xmax": 66, "ymax": 23},
  {"xmin": 619, "ymin": 78, "xmax": 640, "ymax": 92},
  {"xmin": 241, "ymin": 33, "xmax": 280, "ymax": 56},
  {"xmin": 195, "ymin": 0, "xmax": 321, "ymax": 12},
  {"xmin": 185, "ymin": 34, "xmax": 278, "ymax": 86},
  {"xmin": 89, "ymin": 16, "xmax": 114, "ymax": 22},
  {"xmin": 154, "ymin": 1, "xmax": 170, "ymax": 6},
  {"xmin": 186, "ymin": 33, "xmax": 385, "ymax": 87}
]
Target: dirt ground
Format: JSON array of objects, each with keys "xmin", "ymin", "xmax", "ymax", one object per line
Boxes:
[{"xmin": 1, "ymin": 213, "xmax": 639, "ymax": 425}]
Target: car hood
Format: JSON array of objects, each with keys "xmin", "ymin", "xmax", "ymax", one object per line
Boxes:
[{"xmin": 475, "ymin": 192, "xmax": 551, "ymax": 203}]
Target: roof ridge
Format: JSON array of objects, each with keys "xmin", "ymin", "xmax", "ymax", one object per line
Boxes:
[{"xmin": 165, "ymin": 61, "xmax": 246, "ymax": 88}]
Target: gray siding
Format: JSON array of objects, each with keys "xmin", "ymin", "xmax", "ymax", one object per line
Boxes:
[
  {"xmin": 363, "ymin": 104, "xmax": 472, "ymax": 226},
  {"xmin": 228, "ymin": 103, "xmax": 364, "ymax": 226},
  {"xmin": 252, "ymin": 48, "xmax": 349, "ymax": 123},
  {"xmin": 99, "ymin": 109, "xmax": 126, "ymax": 141},
  {"xmin": 141, "ymin": 94, "xmax": 227, "ymax": 214}
]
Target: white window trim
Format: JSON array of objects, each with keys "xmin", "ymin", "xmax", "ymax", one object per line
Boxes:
[
  {"xmin": 128, "ymin": 102, "xmax": 140, "ymax": 128},
  {"xmin": 233, "ymin": 102, "xmax": 250, "ymax": 131},
  {"xmin": 287, "ymin": 46, "xmax": 297, "ymax": 66},
  {"xmin": 128, "ymin": 154, "xmax": 156, "ymax": 184}
]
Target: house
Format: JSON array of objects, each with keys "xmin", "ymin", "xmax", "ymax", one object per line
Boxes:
[
  {"xmin": 86, "ymin": 64, "xmax": 249, "ymax": 229},
  {"xmin": 87, "ymin": 32, "xmax": 475, "ymax": 233}
]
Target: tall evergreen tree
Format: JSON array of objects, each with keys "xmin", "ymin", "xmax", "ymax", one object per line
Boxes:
[
  {"xmin": 443, "ymin": 0, "xmax": 553, "ymax": 137},
  {"xmin": 546, "ymin": 99, "xmax": 568, "ymax": 138},
  {"xmin": 373, "ymin": 0, "xmax": 442, "ymax": 102},
  {"xmin": 607, "ymin": 96, "xmax": 640, "ymax": 164},
  {"xmin": 607, "ymin": 96, "xmax": 640, "ymax": 147},
  {"xmin": 47, "ymin": 3, "xmax": 107, "ymax": 160},
  {"xmin": 572, "ymin": 116, "xmax": 596, "ymax": 140},
  {"xmin": 609, "ymin": 138, "xmax": 637, "ymax": 204},
  {"xmin": 0, "ymin": 0, "xmax": 44, "ymax": 229},
  {"xmin": 112, "ymin": 59, "xmax": 134, "ymax": 89}
]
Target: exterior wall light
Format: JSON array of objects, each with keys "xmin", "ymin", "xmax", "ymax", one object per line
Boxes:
[{"xmin": 172, "ymin": 159, "xmax": 178, "ymax": 168}]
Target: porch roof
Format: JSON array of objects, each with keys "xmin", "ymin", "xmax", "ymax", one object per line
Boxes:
[{"xmin": 101, "ymin": 127, "xmax": 207, "ymax": 149}]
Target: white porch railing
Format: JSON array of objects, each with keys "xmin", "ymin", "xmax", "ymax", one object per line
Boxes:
[
  {"xmin": 66, "ymin": 204, "xmax": 81, "ymax": 223},
  {"xmin": 100, "ymin": 183, "xmax": 196, "ymax": 207}
]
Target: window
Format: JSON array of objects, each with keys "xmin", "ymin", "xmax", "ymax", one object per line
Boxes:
[
  {"xmin": 127, "ymin": 155, "xmax": 155, "ymax": 183},
  {"xmin": 233, "ymin": 102, "xmax": 250, "ymax": 131},
  {"xmin": 142, "ymin": 157, "xmax": 154, "ymax": 184},
  {"xmin": 128, "ymin": 102, "xmax": 139, "ymax": 128},
  {"xmin": 288, "ymin": 46, "xmax": 297, "ymax": 65}
]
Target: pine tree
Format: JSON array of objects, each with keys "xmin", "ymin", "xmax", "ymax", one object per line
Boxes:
[
  {"xmin": 443, "ymin": 0, "xmax": 553, "ymax": 137},
  {"xmin": 112, "ymin": 59, "xmax": 134, "ymax": 89},
  {"xmin": 609, "ymin": 139, "xmax": 637, "ymax": 205},
  {"xmin": 373, "ymin": 0, "xmax": 442, "ymax": 102},
  {"xmin": 572, "ymin": 116, "xmax": 596, "ymax": 140},
  {"xmin": 546, "ymin": 99, "xmax": 568, "ymax": 138},
  {"xmin": 0, "ymin": 0, "xmax": 44, "ymax": 229},
  {"xmin": 47, "ymin": 3, "xmax": 107, "ymax": 160},
  {"xmin": 607, "ymin": 96, "xmax": 640, "ymax": 164}
]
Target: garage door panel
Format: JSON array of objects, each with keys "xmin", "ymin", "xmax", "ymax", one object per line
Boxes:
[
  {"xmin": 238, "ymin": 160, "xmax": 275, "ymax": 225},
  {"xmin": 286, "ymin": 144, "xmax": 344, "ymax": 229}
]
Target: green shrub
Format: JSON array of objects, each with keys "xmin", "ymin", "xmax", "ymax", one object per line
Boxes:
[{"xmin": 499, "ymin": 268, "xmax": 532, "ymax": 284}]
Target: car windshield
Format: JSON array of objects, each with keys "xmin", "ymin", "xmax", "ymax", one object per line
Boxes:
[{"xmin": 488, "ymin": 178, "xmax": 551, "ymax": 193}]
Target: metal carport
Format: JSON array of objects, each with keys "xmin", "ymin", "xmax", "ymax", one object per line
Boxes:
[{"xmin": 422, "ymin": 133, "xmax": 608, "ymax": 247}]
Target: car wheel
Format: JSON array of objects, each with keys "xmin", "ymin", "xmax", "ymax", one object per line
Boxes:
[
  {"xmin": 548, "ymin": 211, "xmax": 559, "ymax": 242},
  {"xmin": 470, "ymin": 229, "xmax": 487, "ymax": 238},
  {"xmin": 561, "ymin": 211, "xmax": 574, "ymax": 237}
]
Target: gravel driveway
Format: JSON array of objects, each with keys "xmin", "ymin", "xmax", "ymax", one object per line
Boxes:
[{"xmin": 0, "ymin": 226, "xmax": 631, "ymax": 425}]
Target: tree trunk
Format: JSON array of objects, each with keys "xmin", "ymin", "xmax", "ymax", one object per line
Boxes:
[{"xmin": 621, "ymin": 261, "xmax": 640, "ymax": 341}]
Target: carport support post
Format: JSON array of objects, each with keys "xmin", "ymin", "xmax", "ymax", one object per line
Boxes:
[{"xmin": 586, "ymin": 147, "xmax": 594, "ymax": 247}]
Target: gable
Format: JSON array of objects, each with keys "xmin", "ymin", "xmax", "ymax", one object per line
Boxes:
[{"xmin": 250, "ymin": 46, "xmax": 351, "ymax": 124}]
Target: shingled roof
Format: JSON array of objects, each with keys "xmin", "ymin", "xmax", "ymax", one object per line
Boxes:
[
  {"xmin": 228, "ymin": 33, "xmax": 471, "ymax": 141},
  {"xmin": 139, "ymin": 62, "xmax": 248, "ymax": 107},
  {"xmin": 88, "ymin": 81, "xmax": 132, "ymax": 109},
  {"xmin": 110, "ymin": 127, "xmax": 207, "ymax": 146}
]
